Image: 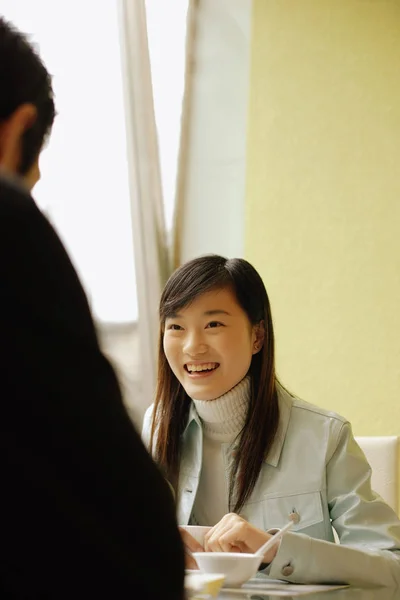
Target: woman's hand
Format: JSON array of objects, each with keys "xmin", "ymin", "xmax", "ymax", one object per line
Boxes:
[
  {"xmin": 179, "ymin": 527, "xmax": 204, "ymax": 570},
  {"xmin": 204, "ymin": 513, "xmax": 278, "ymax": 564}
]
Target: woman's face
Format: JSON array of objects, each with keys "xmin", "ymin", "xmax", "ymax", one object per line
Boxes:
[{"xmin": 163, "ymin": 287, "xmax": 263, "ymax": 401}]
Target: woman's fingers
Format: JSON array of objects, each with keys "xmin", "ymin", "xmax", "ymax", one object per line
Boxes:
[
  {"xmin": 179, "ymin": 528, "xmax": 204, "ymax": 553},
  {"xmin": 216, "ymin": 520, "xmax": 254, "ymax": 552},
  {"xmin": 184, "ymin": 550, "xmax": 200, "ymax": 570},
  {"xmin": 203, "ymin": 513, "xmax": 274, "ymax": 559},
  {"xmin": 204, "ymin": 514, "xmax": 244, "ymax": 552},
  {"xmin": 179, "ymin": 529, "xmax": 203, "ymax": 569},
  {"xmin": 204, "ymin": 515, "xmax": 235, "ymax": 552}
]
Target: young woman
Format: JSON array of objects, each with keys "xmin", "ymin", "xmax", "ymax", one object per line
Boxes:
[{"xmin": 142, "ymin": 254, "xmax": 400, "ymax": 587}]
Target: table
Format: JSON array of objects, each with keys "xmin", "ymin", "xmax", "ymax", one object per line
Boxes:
[{"xmin": 217, "ymin": 585, "xmax": 397, "ymax": 599}]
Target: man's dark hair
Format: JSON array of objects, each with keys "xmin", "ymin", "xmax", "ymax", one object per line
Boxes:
[{"xmin": 0, "ymin": 17, "xmax": 55, "ymax": 174}]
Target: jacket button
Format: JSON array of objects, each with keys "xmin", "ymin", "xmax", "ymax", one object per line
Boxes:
[
  {"xmin": 281, "ymin": 564, "xmax": 294, "ymax": 577},
  {"xmin": 289, "ymin": 511, "xmax": 300, "ymax": 524}
]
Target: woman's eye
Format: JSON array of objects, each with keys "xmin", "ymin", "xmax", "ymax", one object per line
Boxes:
[
  {"xmin": 206, "ymin": 321, "xmax": 223, "ymax": 329},
  {"xmin": 167, "ymin": 324, "xmax": 183, "ymax": 331}
]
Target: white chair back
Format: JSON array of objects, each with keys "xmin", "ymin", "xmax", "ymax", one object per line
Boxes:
[{"xmin": 355, "ymin": 436, "xmax": 399, "ymax": 513}]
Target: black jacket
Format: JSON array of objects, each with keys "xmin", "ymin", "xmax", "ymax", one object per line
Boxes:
[{"xmin": 0, "ymin": 177, "xmax": 184, "ymax": 598}]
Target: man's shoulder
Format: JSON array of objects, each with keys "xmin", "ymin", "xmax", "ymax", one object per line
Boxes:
[
  {"xmin": 0, "ymin": 174, "xmax": 31, "ymax": 200},
  {"xmin": 0, "ymin": 174, "xmax": 96, "ymax": 337},
  {"xmin": 0, "ymin": 175, "xmax": 40, "ymax": 222},
  {"xmin": 0, "ymin": 174, "xmax": 63, "ymax": 260}
]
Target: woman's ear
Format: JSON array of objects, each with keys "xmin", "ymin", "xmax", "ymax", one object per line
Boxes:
[{"xmin": 252, "ymin": 320, "xmax": 265, "ymax": 355}]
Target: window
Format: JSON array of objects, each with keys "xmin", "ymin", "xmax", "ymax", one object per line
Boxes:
[{"xmin": 1, "ymin": 0, "xmax": 137, "ymax": 322}]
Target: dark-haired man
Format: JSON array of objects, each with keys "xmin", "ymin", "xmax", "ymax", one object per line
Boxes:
[{"xmin": 0, "ymin": 17, "xmax": 184, "ymax": 599}]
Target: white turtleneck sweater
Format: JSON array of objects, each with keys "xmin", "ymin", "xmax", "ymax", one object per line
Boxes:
[{"xmin": 191, "ymin": 376, "xmax": 250, "ymax": 526}]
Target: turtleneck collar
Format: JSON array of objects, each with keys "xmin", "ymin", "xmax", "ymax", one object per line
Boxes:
[{"xmin": 192, "ymin": 376, "xmax": 250, "ymax": 442}]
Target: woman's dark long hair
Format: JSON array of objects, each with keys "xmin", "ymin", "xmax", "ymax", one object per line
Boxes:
[{"xmin": 150, "ymin": 255, "xmax": 279, "ymax": 513}]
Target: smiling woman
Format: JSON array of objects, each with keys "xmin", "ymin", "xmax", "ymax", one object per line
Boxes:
[
  {"xmin": 147, "ymin": 254, "xmax": 278, "ymax": 513},
  {"xmin": 163, "ymin": 287, "xmax": 263, "ymax": 401},
  {"xmin": 142, "ymin": 253, "xmax": 400, "ymax": 588}
]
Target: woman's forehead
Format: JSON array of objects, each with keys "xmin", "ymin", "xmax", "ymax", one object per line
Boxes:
[{"xmin": 167, "ymin": 286, "xmax": 243, "ymax": 318}]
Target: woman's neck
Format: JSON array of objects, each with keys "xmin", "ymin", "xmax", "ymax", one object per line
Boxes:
[{"xmin": 192, "ymin": 376, "xmax": 250, "ymax": 442}]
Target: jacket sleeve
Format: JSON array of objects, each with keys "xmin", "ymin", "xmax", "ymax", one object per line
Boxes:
[
  {"xmin": 268, "ymin": 422, "xmax": 400, "ymax": 587},
  {"xmin": 142, "ymin": 403, "xmax": 155, "ymax": 450}
]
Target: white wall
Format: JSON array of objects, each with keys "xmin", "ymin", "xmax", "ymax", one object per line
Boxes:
[{"xmin": 180, "ymin": 0, "xmax": 251, "ymax": 262}]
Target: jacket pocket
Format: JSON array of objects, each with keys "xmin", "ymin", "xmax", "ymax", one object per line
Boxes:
[{"xmin": 263, "ymin": 491, "xmax": 324, "ymax": 535}]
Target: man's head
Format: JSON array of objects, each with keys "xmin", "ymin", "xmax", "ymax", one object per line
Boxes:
[{"xmin": 0, "ymin": 17, "xmax": 55, "ymax": 190}]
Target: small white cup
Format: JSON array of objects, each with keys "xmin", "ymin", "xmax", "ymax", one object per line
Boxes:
[
  {"xmin": 193, "ymin": 552, "xmax": 263, "ymax": 587},
  {"xmin": 180, "ymin": 525, "xmax": 212, "ymax": 547}
]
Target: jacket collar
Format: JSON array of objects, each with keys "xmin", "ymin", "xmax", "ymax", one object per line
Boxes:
[
  {"xmin": 183, "ymin": 381, "xmax": 293, "ymax": 467},
  {"xmin": 264, "ymin": 382, "xmax": 293, "ymax": 466},
  {"xmin": 184, "ymin": 402, "xmax": 202, "ymax": 435}
]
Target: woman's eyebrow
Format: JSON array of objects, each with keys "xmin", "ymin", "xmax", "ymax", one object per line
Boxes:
[
  {"xmin": 166, "ymin": 309, "xmax": 232, "ymax": 319},
  {"xmin": 166, "ymin": 312, "xmax": 182, "ymax": 319}
]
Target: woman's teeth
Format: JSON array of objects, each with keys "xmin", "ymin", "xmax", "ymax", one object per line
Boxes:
[{"xmin": 186, "ymin": 363, "xmax": 218, "ymax": 373}]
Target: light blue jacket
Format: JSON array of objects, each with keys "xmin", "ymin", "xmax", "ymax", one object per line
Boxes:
[{"xmin": 142, "ymin": 385, "xmax": 400, "ymax": 587}]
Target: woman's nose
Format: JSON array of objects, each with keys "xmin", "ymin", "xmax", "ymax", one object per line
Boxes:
[{"xmin": 183, "ymin": 332, "xmax": 208, "ymax": 356}]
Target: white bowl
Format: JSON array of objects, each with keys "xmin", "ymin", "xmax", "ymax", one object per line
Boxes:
[
  {"xmin": 180, "ymin": 525, "xmax": 212, "ymax": 547},
  {"xmin": 192, "ymin": 552, "xmax": 263, "ymax": 587}
]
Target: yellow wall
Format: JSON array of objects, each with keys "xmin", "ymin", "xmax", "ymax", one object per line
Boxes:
[{"xmin": 245, "ymin": 1, "xmax": 400, "ymax": 436}]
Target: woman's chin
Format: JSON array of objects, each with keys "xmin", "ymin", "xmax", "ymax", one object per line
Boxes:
[{"xmin": 183, "ymin": 379, "xmax": 231, "ymax": 402}]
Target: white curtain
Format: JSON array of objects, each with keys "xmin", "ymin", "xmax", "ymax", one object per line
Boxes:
[
  {"xmin": 172, "ymin": 0, "xmax": 198, "ymax": 269},
  {"xmin": 117, "ymin": 0, "xmax": 170, "ymax": 406}
]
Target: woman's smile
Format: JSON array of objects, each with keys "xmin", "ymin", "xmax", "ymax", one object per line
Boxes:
[{"xmin": 184, "ymin": 362, "xmax": 220, "ymax": 378}]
